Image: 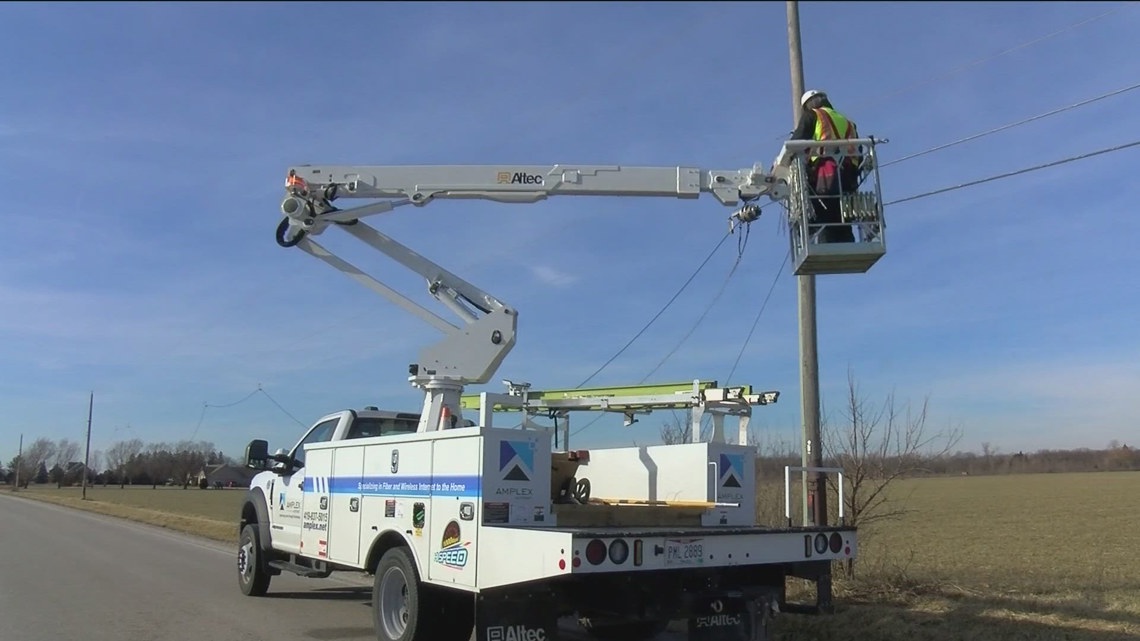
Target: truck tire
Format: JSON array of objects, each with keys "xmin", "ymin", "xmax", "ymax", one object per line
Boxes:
[
  {"xmin": 579, "ymin": 618, "xmax": 669, "ymax": 641},
  {"xmin": 237, "ymin": 524, "xmax": 271, "ymax": 596},
  {"xmin": 372, "ymin": 547, "xmax": 436, "ymax": 641}
]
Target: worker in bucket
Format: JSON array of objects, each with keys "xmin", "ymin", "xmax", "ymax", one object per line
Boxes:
[{"xmin": 790, "ymin": 89, "xmax": 861, "ymax": 244}]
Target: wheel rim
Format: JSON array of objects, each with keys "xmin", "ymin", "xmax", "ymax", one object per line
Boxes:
[
  {"xmin": 378, "ymin": 566, "xmax": 410, "ymax": 639},
  {"xmin": 238, "ymin": 539, "xmax": 254, "ymax": 581}
]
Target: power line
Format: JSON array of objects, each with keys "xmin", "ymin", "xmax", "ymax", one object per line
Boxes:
[
  {"xmin": 573, "ymin": 230, "xmax": 733, "ymax": 389},
  {"xmin": 850, "ymin": 5, "xmax": 1127, "ymax": 113},
  {"xmin": 258, "ymin": 388, "xmax": 309, "ymax": 429},
  {"xmin": 187, "ymin": 384, "xmax": 309, "ymax": 441},
  {"xmin": 639, "ymin": 226, "xmax": 751, "ymax": 384},
  {"xmin": 725, "ymin": 249, "xmax": 790, "ymax": 386},
  {"xmin": 187, "ymin": 388, "xmax": 260, "ymax": 441},
  {"xmin": 882, "ymin": 80, "xmax": 1140, "ymax": 168},
  {"xmin": 769, "ymin": 4, "xmax": 1127, "ymax": 143},
  {"xmin": 885, "ymin": 138, "xmax": 1140, "ymax": 207}
]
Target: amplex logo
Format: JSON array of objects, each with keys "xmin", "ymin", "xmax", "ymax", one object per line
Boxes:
[
  {"xmin": 719, "ymin": 453, "xmax": 744, "ymax": 489},
  {"xmin": 499, "ymin": 440, "xmax": 534, "ymax": 482},
  {"xmin": 496, "ymin": 171, "xmax": 544, "ymax": 185}
]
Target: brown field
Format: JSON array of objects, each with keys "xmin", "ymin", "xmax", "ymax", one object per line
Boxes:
[{"xmin": 13, "ymin": 471, "xmax": 1140, "ymax": 640}]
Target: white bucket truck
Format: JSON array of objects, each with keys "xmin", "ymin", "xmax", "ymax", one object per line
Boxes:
[{"xmin": 238, "ymin": 143, "xmax": 885, "ymax": 641}]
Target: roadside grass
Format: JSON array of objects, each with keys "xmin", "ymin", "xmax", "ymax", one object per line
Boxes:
[
  {"xmin": 11, "ymin": 471, "xmax": 1140, "ymax": 639},
  {"xmin": 13, "ymin": 485, "xmax": 242, "ymax": 543},
  {"xmin": 774, "ymin": 471, "xmax": 1140, "ymax": 640}
]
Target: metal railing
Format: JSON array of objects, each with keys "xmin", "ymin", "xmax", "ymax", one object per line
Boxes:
[{"xmin": 783, "ymin": 465, "xmax": 846, "ymax": 527}]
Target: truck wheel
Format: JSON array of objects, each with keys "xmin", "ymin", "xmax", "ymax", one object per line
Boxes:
[
  {"xmin": 373, "ymin": 547, "xmax": 436, "ymax": 641},
  {"xmin": 237, "ymin": 524, "xmax": 271, "ymax": 596},
  {"xmin": 579, "ymin": 618, "xmax": 669, "ymax": 641}
]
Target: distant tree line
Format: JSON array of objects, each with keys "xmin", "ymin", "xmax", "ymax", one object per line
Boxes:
[
  {"xmin": 4, "ymin": 437, "xmax": 236, "ymax": 489},
  {"xmin": 747, "ymin": 439, "xmax": 1140, "ymax": 478}
]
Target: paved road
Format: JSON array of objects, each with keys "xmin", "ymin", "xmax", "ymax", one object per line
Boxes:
[{"xmin": 0, "ymin": 494, "xmax": 684, "ymax": 641}]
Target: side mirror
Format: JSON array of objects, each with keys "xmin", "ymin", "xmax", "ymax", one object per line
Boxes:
[{"xmin": 245, "ymin": 439, "xmax": 270, "ymax": 470}]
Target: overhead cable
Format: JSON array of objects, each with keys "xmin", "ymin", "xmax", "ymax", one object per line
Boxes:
[
  {"xmin": 885, "ymin": 138, "xmax": 1140, "ymax": 207},
  {"xmin": 882, "ymin": 81, "xmax": 1140, "ymax": 168}
]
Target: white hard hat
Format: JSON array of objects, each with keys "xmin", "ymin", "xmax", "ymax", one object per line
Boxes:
[{"xmin": 801, "ymin": 89, "xmax": 826, "ymax": 107}]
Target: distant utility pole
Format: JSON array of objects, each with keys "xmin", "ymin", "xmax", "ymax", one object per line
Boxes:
[
  {"xmin": 14, "ymin": 433, "xmax": 23, "ymax": 490},
  {"xmin": 787, "ymin": 0, "xmax": 832, "ymax": 614},
  {"xmin": 82, "ymin": 391, "xmax": 93, "ymax": 500}
]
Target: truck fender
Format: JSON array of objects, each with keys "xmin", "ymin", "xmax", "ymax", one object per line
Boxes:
[
  {"xmin": 364, "ymin": 529, "xmax": 419, "ymax": 575},
  {"xmin": 240, "ymin": 489, "xmax": 274, "ymax": 552}
]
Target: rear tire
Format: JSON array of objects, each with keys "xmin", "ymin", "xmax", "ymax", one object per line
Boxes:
[
  {"xmin": 579, "ymin": 618, "xmax": 669, "ymax": 641},
  {"xmin": 237, "ymin": 524, "xmax": 271, "ymax": 596},
  {"xmin": 373, "ymin": 547, "xmax": 437, "ymax": 641}
]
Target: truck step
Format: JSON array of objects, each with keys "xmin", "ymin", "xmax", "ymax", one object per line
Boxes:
[{"xmin": 268, "ymin": 560, "xmax": 329, "ymax": 578}]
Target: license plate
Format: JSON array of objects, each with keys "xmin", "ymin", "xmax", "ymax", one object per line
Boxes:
[{"xmin": 664, "ymin": 538, "xmax": 705, "ymax": 566}]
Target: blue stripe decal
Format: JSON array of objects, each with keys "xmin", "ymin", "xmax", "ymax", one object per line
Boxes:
[{"xmin": 305, "ymin": 475, "xmax": 481, "ymax": 497}]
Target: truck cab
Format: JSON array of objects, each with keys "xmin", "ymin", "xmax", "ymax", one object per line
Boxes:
[{"xmin": 252, "ymin": 409, "xmax": 421, "ymax": 555}]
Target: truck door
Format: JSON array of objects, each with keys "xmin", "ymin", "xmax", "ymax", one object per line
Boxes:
[
  {"xmin": 327, "ymin": 445, "xmax": 364, "ymax": 566},
  {"xmin": 301, "ymin": 446, "xmax": 335, "ymax": 560},
  {"xmin": 274, "ymin": 417, "xmax": 339, "ymax": 554}
]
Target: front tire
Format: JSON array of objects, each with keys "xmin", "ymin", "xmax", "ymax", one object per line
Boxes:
[
  {"xmin": 373, "ymin": 547, "xmax": 437, "ymax": 641},
  {"xmin": 237, "ymin": 524, "xmax": 271, "ymax": 596}
]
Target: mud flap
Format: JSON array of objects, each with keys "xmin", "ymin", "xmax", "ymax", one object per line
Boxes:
[
  {"xmin": 475, "ymin": 589, "xmax": 560, "ymax": 641},
  {"xmin": 687, "ymin": 591, "xmax": 778, "ymax": 641}
]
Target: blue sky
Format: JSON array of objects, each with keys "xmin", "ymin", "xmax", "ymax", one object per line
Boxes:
[{"xmin": 2, "ymin": 1, "xmax": 1138, "ymax": 467}]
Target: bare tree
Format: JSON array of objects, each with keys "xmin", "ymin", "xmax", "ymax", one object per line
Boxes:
[
  {"xmin": 89, "ymin": 450, "xmax": 103, "ymax": 485},
  {"xmin": 822, "ymin": 369, "xmax": 963, "ymax": 578},
  {"xmin": 170, "ymin": 440, "xmax": 214, "ymax": 489},
  {"xmin": 53, "ymin": 439, "xmax": 81, "ymax": 487},
  {"xmin": 660, "ymin": 410, "xmax": 698, "ymax": 445},
  {"xmin": 659, "ymin": 410, "xmax": 760, "ymax": 446},
  {"xmin": 104, "ymin": 439, "xmax": 144, "ymax": 488},
  {"xmin": 15, "ymin": 438, "xmax": 57, "ymax": 487}
]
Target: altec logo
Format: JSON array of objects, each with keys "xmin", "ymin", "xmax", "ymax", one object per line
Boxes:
[
  {"xmin": 695, "ymin": 614, "xmax": 742, "ymax": 628},
  {"xmin": 499, "ymin": 440, "xmax": 534, "ymax": 482},
  {"xmin": 496, "ymin": 171, "xmax": 544, "ymax": 185},
  {"xmin": 486, "ymin": 625, "xmax": 547, "ymax": 641},
  {"xmin": 719, "ymin": 453, "xmax": 744, "ymax": 489}
]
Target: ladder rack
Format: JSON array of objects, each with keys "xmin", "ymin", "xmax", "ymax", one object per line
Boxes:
[{"xmin": 460, "ymin": 379, "xmax": 779, "ymax": 449}]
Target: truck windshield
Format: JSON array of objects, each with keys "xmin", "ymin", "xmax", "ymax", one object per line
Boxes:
[{"xmin": 345, "ymin": 416, "xmax": 419, "ymax": 439}]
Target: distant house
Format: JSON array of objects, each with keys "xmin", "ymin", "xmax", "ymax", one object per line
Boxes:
[{"xmin": 194, "ymin": 464, "xmax": 258, "ymax": 489}]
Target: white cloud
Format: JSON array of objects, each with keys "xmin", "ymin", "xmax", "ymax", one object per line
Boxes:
[{"xmin": 530, "ymin": 265, "xmax": 578, "ymax": 288}]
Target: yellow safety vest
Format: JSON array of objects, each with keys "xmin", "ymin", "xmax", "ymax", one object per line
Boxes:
[{"xmin": 810, "ymin": 107, "xmax": 859, "ymax": 164}]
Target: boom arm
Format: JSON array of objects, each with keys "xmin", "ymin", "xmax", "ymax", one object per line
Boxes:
[{"xmin": 276, "ymin": 162, "xmax": 789, "ymax": 433}]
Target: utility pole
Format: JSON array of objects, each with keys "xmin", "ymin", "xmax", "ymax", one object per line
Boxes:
[
  {"xmin": 82, "ymin": 391, "xmax": 93, "ymax": 500},
  {"xmin": 787, "ymin": 0, "xmax": 832, "ymax": 613},
  {"xmin": 786, "ymin": 0, "xmax": 827, "ymax": 530},
  {"xmin": 14, "ymin": 433, "xmax": 23, "ymax": 491}
]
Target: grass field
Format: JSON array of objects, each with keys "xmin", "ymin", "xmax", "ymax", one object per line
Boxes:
[{"xmin": 12, "ymin": 471, "xmax": 1140, "ymax": 640}]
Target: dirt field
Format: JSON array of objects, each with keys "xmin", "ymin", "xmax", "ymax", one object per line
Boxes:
[{"xmin": 13, "ymin": 471, "xmax": 1140, "ymax": 640}]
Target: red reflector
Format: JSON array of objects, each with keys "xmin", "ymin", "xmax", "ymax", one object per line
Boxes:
[
  {"xmin": 575, "ymin": 449, "xmax": 590, "ymax": 464},
  {"xmin": 572, "ymin": 556, "xmax": 581, "ymax": 568},
  {"xmin": 558, "ymin": 559, "xmax": 566, "ymax": 570},
  {"xmin": 845, "ymin": 546, "xmax": 851, "ymax": 556},
  {"xmin": 585, "ymin": 539, "xmax": 607, "ymax": 565}
]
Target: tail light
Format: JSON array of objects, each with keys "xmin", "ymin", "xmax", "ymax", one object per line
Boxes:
[{"xmin": 585, "ymin": 539, "xmax": 607, "ymax": 565}]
